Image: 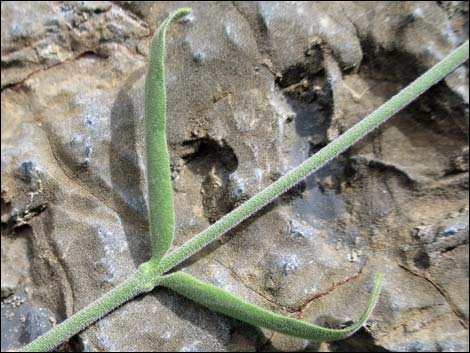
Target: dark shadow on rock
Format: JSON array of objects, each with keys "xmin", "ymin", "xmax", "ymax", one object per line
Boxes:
[
  {"xmin": 327, "ymin": 328, "xmax": 390, "ymax": 352},
  {"xmin": 279, "ymin": 64, "xmax": 336, "ymax": 196},
  {"xmin": 109, "ymin": 68, "xmax": 151, "ymax": 267}
]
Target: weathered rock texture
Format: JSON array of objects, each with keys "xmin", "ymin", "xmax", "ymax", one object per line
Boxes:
[{"xmin": 1, "ymin": 1, "xmax": 469, "ymax": 352}]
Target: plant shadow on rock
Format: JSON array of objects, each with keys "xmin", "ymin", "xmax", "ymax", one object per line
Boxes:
[{"xmin": 109, "ymin": 68, "xmax": 151, "ymax": 267}]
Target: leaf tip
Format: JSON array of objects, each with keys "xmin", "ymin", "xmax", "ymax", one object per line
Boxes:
[{"xmin": 171, "ymin": 8, "xmax": 192, "ymax": 22}]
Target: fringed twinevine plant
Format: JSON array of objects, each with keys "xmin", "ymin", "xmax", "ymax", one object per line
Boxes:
[{"xmin": 18, "ymin": 8, "xmax": 469, "ymax": 352}]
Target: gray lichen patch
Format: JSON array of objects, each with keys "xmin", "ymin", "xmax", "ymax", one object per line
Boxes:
[
  {"xmin": 286, "ymin": 219, "xmax": 315, "ymax": 241},
  {"xmin": 280, "ymin": 255, "xmax": 300, "ymax": 276}
]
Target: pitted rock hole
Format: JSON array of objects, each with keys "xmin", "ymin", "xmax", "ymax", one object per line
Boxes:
[{"xmin": 182, "ymin": 138, "xmax": 238, "ymax": 223}]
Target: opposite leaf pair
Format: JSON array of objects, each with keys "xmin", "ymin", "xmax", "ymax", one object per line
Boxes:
[
  {"xmin": 18, "ymin": 7, "xmax": 469, "ymax": 352},
  {"xmin": 141, "ymin": 7, "xmax": 383, "ymax": 342}
]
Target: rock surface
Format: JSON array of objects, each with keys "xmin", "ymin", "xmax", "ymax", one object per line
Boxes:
[{"xmin": 1, "ymin": 1, "xmax": 469, "ymax": 352}]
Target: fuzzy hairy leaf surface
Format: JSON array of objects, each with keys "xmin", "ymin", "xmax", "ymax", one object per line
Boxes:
[
  {"xmin": 144, "ymin": 8, "xmax": 192, "ymax": 263},
  {"xmin": 158, "ymin": 271, "xmax": 383, "ymax": 341}
]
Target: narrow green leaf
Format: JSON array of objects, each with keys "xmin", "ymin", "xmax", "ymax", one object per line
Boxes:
[
  {"xmin": 145, "ymin": 8, "xmax": 192, "ymax": 263},
  {"xmin": 158, "ymin": 271, "xmax": 383, "ymax": 341}
]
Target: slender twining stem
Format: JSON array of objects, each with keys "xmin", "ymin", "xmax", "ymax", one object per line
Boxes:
[
  {"xmin": 154, "ymin": 39, "xmax": 470, "ymax": 276},
  {"xmin": 145, "ymin": 8, "xmax": 192, "ymax": 264},
  {"xmin": 16, "ymin": 5, "xmax": 469, "ymax": 350}
]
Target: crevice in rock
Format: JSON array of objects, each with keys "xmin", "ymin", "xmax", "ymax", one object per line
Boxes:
[
  {"xmin": 280, "ymin": 47, "xmax": 334, "ymax": 170},
  {"xmin": 1, "ymin": 49, "xmax": 96, "ymax": 92},
  {"xmin": 261, "ymin": 265, "xmax": 368, "ymax": 349},
  {"xmin": 113, "ymin": 1, "xmax": 152, "ymax": 20},
  {"xmin": 1, "ymin": 197, "xmax": 48, "ymax": 234},
  {"xmin": 231, "ymin": 1, "xmax": 272, "ymax": 58},
  {"xmin": 296, "ymin": 263, "xmax": 366, "ymax": 314},
  {"xmin": 278, "ymin": 55, "xmax": 335, "ymax": 195},
  {"xmin": 328, "ymin": 329, "xmax": 390, "ymax": 352},
  {"xmin": 348, "ymin": 156, "xmax": 419, "ymax": 188},
  {"xmin": 67, "ymin": 334, "xmax": 84, "ymax": 352},
  {"xmin": 339, "ymin": 42, "xmax": 468, "ymax": 247},
  {"xmin": 413, "ymin": 250, "xmax": 431, "ymax": 269},
  {"xmin": 1, "ymin": 196, "xmax": 14, "ymax": 233},
  {"xmin": 1, "ymin": 35, "xmax": 150, "ymax": 92},
  {"xmin": 398, "ymin": 264, "xmax": 469, "ymax": 329},
  {"xmin": 358, "ymin": 44, "xmax": 468, "ymax": 140},
  {"xmin": 440, "ymin": 242, "xmax": 469, "ymax": 254},
  {"xmin": 182, "ymin": 137, "xmax": 238, "ymax": 223},
  {"xmin": 275, "ymin": 46, "xmax": 324, "ymax": 89},
  {"xmin": 271, "ymin": 45, "xmax": 350, "ymax": 226},
  {"xmin": 1, "ymin": 158, "xmax": 51, "ymax": 234},
  {"xmin": 35, "ymin": 209, "xmax": 75, "ymax": 321}
]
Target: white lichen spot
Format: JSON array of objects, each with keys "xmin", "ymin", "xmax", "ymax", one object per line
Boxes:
[
  {"xmin": 96, "ymin": 319, "xmax": 114, "ymax": 351},
  {"xmin": 280, "ymin": 255, "xmax": 300, "ymax": 275},
  {"xmin": 233, "ymin": 110, "xmax": 256, "ymax": 132},
  {"xmin": 442, "ymin": 20, "xmax": 459, "ymax": 47},
  {"xmin": 296, "ymin": 6, "xmax": 305, "ymax": 16},
  {"xmin": 84, "ymin": 136, "xmax": 92, "ymax": 165},
  {"xmin": 347, "ymin": 249, "xmax": 362, "ymax": 263},
  {"xmin": 319, "ymin": 16, "xmax": 330, "ymax": 28},
  {"xmin": 425, "ymin": 42, "xmax": 445, "ymax": 60},
  {"xmin": 254, "ymin": 168, "xmax": 264, "ymax": 187},
  {"xmin": 161, "ymin": 330, "xmax": 172, "ymax": 342},
  {"xmin": 228, "ymin": 171, "xmax": 247, "ymax": 198},
  {"xmin": 412, "ymin": 7, "xmax": 424, "ymax": 19},
  {"xmin": 70, "ymin": 134, "xmax": 84, "ymax": 146},
  {"xmin": 287, "ymin": 219, "xmax": 315, "ymax": 241},
  {"xmin": 96, "ymin": 226, "xmax": 128, "ymax": 283},
  {"xmin": 180, "ymin": 11, "xmax": 194, "ymax": 24},
  {"xmin": 446, "ymin": 66, "xmax": 469, "ymax": 102},
  {"xmin": 73, "ymin": 94, "xmax": 111, "ymax": 133},
  {"xmin": 180, "ymin": 341, "xmax": 202, "ymax": 352}
]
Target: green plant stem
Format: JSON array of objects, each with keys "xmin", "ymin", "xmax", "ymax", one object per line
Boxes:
[
  {"xmin": 155, "ymin": 40, "xmax": 469, "ymax": 276},
  {"xmin": 18, "ymin": 272, "xmax": 147, "ymax": 352}
]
